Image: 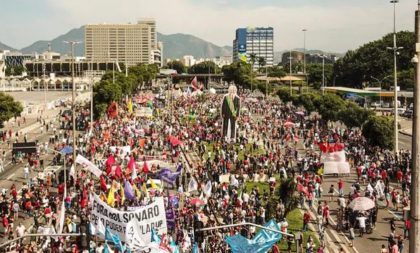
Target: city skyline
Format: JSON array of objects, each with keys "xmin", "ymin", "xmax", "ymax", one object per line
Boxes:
[{"xmin": 0, "ymin": 0, "xmax": 417, "ymax": 53}]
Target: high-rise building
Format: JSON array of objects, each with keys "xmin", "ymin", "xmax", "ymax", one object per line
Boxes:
[
  {"xmin": 85, "ymin": 19, "xmax": 161, "ymax": 67},
  {"xmin": 233, "ymin": 27, "xmax": 274, "ymax": 69}
]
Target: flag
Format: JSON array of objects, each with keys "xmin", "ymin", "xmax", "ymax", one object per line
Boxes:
[
  {"xmin": 75, "ymin": 154, "xmax": 102, "ymax": 177},
  {"xmin": 69, "ymin": 164, "xmax": 75, "ymax": 178},
  {"xmin": 188, "ymin": 178, "xmax": 198, "ymax": 192},
  {"xmin": 225, "ymin": 219, "xmax": 281, "ymax": 253},
  {"xmin": 204, "ymin": 181, "xmax": 212, "ymax": 197},
  {"xmin": 103, "ymin": 243, "xmax": 112, "ymax": 253},
  {"xmin": 105, "ymin": 226, "xmax": 123, "ymax": 251},
  {"xmin": 150, "ymin": 180, "xmax": 159, "ymax": 190},
  {"xmin": 131, "ymin": 164, "xmax": 138, "ymax": 180},
  {"xmin": 127, "ymin": 99, "xmax": 133, "ymax": 114},
  {"xmin": 151, "ymin": 229, "xmax": 161, "ymax": 243},
  {"xmin": 120, "ymin": 184, "xmax": 125, "ymax": 205},
  {"xmin": 169, "ymin": 240, "xmax": 180, "ymax": 253},
  {"xmin": 192, "ymin": 242, "xmax": 200, "ymax": 253},
  {"xmin": 133, "ymin": 184, "xmax": 142, "ymax": 198},
  {"xmin": 191, "ymin": 76, "xmax": 198, "ymax": 90},
  {"xmin": 142, "ymin": 183, "xmax": 150, "ymax": 198},
  {"xmin": 57, "ymin": 200, "xmax": 65, "ymax": 234},
  {"xmin": 128, "ymin": 156, "xmax": 136, "ymax": 171},
  {"xmin": 107, "ymin": 187, "xmax": 115, "ymax": 207},
  {"xmin": 124, "ymin": 181, "xmax": 136, "ymax": 200},
  {"xmin": 107, "ymin": 102, "xmax": 118, "ymax": 119},
  {"xmin": 143, "ymin": 161, "xmax": 149, "ymax": 173}
]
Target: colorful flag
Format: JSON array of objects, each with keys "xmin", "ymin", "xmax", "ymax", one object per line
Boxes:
[
  {"xmin": 150, "ymin": 180, "xmax": 159, "ymax": 190},
  {"xmin": 191, "ymin": 76, "xmax": 198, "ymax": 90},
  {"xmin": 188, "ymin": 178, "xmax": 198, "ymax": 192},
  {"xmin": 107, "ymin": 102, "xmax": 118, "ymax": 119},
  {"xmin": 107, "ymin": 187, "xmax": 115, "ymax": 207},
  {"xmin": 151, "ymin": 229, "xmax": 161, "ymax": 243},
  {"xmin": 124, "ymin": 181, "xmax": 136, "ymax": 200},
  {"xmin": 143, "ymin": 161, "xmax": 149, "ymax": 173},
  {"xmin": 127, "ymin": 99, "xmax": 133, "ymax": 114},
  {"xmin": 192, "ymin": 242, "xmax": 200, "ymax": 253},
  {"xmin": 120, "ymin": 184, "xmax": 125, "ymax": 205},
  {"xmin": 204, "ymin": 181, "xmax": 212, "ymax": 197},
  {"xmin": 142, "ymin": 183, "xmax": 150, "ymax": 198},
  {"xmin": 105, "ymin": 226, "xmax": 123, "ymax": 251}
]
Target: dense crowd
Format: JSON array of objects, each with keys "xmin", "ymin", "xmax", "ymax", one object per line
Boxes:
[{"xmin": 0, "ymin": 87, "xmax": 413, "ymax": 253}]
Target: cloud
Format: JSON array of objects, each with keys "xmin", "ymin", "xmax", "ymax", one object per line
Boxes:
[{"xmin": 1, "ymin": 0, "xmax": 417, "ymax": 52}]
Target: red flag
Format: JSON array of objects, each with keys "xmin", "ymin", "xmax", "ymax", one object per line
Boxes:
[
  {"xmin": 115, "ymin": 165, "xmax": 122, "ymax": 179},
  {"xmin": 191, "ymin": 76, "xmax": 198, "ymax": 90},
  {"xmin": 143, "ymin": 161, "xmax": 149, "ymax": 174},
  {"xmin": 107, "ymin": 102, "xmax": 118, "ymax": 119},
  {"xmin": 100, "ymin": 175, "xmax": 107, "ymax": 192},
  {"xmin": 128, "ymin": 156, "xmax": 136, "ymax": 172}
]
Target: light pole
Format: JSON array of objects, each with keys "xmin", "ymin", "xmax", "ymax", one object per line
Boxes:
[
  {"xmin": 302, "ymin": 28, "xmax": 308, "ymax": 92},
  {"xmin": 320, "ymin": 54, "xmax": 326, "ymax": 95},
  {"xmin": 371, "ymin": 75, "xmax": 392, "ymax": 108},
  {"xmin": 410, "ymin": 4, "xmax": 420, "ymax": 253},
  {"xmin": 387, "ymin": 0, "xmax": 402, "ymax": 158},
  {"xmin": 64, "ymin": 41, "xmax": 81, "ymax": 166},
  {"xmin": 289, "ymin": 50, "xmax": 293, "ymax": 96}
]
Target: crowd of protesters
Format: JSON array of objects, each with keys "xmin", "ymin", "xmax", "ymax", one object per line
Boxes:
[{"xmin": 0, "ymin": 86, "xmax": 413, "ymax": 253}]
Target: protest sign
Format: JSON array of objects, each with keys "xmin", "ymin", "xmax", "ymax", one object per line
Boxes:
[
  {"xmin": 91, "ymin": 194, "xmax": 167, "ymax": 242},
  {"xmin": 75, "ymin": 155, "xmax": 102, "ymax": 177}
]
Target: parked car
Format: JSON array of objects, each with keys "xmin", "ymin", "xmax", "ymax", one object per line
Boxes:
[{"xmin": 403, "ymin": 110, "xmax": 413, "ymax": 118}]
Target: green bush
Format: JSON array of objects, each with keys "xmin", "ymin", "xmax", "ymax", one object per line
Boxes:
[{"xmin": 362, "ymin": 115, "xmax": 394, "ymax": 149}]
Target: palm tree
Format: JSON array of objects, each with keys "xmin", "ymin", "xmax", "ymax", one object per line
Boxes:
[
  {"xmin": 258, "ymin": 57, "xmax": 266, "ymax": 72},
  {"xmin": 249, "ymin": 53, "xmax": 257, "ymax": 91}
]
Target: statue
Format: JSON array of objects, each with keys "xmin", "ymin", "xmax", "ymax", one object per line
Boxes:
[{"xmin": 221, "ymin": 85, "xmax": 240, "ymax": 142}]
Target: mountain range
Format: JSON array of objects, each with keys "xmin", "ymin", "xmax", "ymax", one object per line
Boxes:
[
  {"xmin": 0, "ymin": 26, "xmax": 343, "ymax": 62},
  {"xmin": 0, "ymin": 26, "xmax": 233, "ymax": 60}
]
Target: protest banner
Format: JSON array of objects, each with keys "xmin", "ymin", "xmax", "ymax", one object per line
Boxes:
[
  {"xmin": 91, "ymin": 194, "xmax": 167, "ymax": 243},
  {"xmin": 75, "ymin": 154, "xmax": 102, "ymax": 177}
]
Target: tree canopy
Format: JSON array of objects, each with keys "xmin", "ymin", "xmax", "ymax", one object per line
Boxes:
[
  {"xmin": 333, "ymin": 31, "xmax": 415, "ymax": 90},
  {"xmin": 0, "ymin": 92, "xmax": 23, "ymax": 127}
]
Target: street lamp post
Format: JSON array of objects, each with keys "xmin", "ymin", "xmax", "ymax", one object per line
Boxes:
[
  {"xmin": 289, "ymin": 50, "xmax": 293, "ymax": 96},
  {"xmin": 371, "ymin": 75, "xmax": 392, "ymax": 108},
  {"xmin": 410, "ymin": 3, "xmax": 420, "ymax": 253},
  {"xmin": 64, "ymin": 41, "xmax": 81, "ymax": 166},
  {"xmin": 322, "ymin": 55, "xmax": 325, "ymax": 95},
  {"xmin": 302, "ymin": 28, "xmax": 308, "ymax": 92},
  {"xmin": 387, "ymin": 0, "xmax": 402, "ymax": 158}
]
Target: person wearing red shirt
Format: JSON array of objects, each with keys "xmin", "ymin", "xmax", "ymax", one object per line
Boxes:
[
  {"xmin": 338, "ymin": 179, "xmax": 344, "ymax": 196},
  {"xmin": 2, "ymin": 215, "xmax": 9, "ymax": 236},
  {"xmin": 303, "ymin": 211, "xmax": 311, "ymax": 231},
  {"xmin": 396, "ymin": 169, "xmax": 403, "ymax": 183}
]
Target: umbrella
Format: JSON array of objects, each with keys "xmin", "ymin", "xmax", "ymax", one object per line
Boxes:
[
  {"xmin": 283, "ymin": 122, "xmax": 295, "ymax": 128},
  {"xmin": 190, "ymin": 198, "xmax": 205, "ymax": 206},
  {"xmin": 60, "ymin": 146, "xmax": 73, "ymax": 154},
  {"xmin": 348, "ymin": 197, "xmax": 375, "ymax": 211}
]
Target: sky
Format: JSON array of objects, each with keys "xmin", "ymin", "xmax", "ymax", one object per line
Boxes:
[{"xmin": 0, "ymin": 0, "xmax": 418, "ymax": 53}]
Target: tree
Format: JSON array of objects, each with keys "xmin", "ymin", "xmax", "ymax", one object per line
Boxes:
[
  {"xmin": 249, "ymin": 53, "xmax": 257, "ymax": 69},
  {"xmin": 222, "ymin": 62, "xmax": 252, "ymax": 89},
  {"xmin": 166, "ymin": 61, "xmax": 185, "ymax": 74},
  {"xmin": 313, "ymin": 93, "xmax": 347, "ymax": 122},
  {"xmin": 294, "ymin": 93, "xmax": 321, "ymax": 112},
  {"xmin": 333, "ymin": 31, "xmax": 415, "ymax": 88},
  {"xmin": 257, "ymin": 57, "xmax": 266, "ymax": 73},
  {"xmin": 306, "ymin": 63, "xmax": 333, "ymax": 89},
  {"xmin": 189, "ymin": 61, "xmax": 220, "ymax": 74},
  {"xmin": 5, "ymin": 65, "xmax": 25, "ymax": 76},
  {"xmin": 339, "ymin": 101, "xmax": 374, "ymax": 128},
  {"xmin": 362, "ymin": 115, "xmax": 394, "ymax": 149},
  {"xmin": 267, "ymin": 66, "xmax": 286, "ymax": 78},
  {"xmin": 93, "ymin": 80, "xmax": 122, "ymax": 119},
  {"xmin": 0, "ymin": 92, "xmax": 23, "ymax": 127}
]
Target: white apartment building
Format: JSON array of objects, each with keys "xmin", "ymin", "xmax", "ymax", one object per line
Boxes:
[{"xmin": 85, "ymin": 19, "xmax": 162, "ymax": 67}]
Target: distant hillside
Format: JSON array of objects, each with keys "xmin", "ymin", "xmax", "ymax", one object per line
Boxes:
[
  {"xmin": 0, "ymin": 42, "xmax": 15, "ymax": 51},
  {"xmin": 157, "ymin": 33, "xmax": 232, "ymax": 59},
  {"xmin": 18, "ymin": 26, "xmax": 232, "ymax": 59},
  {"xmin": 20, "ymin": 27, "xmax": 85, "ymax": 56}
]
